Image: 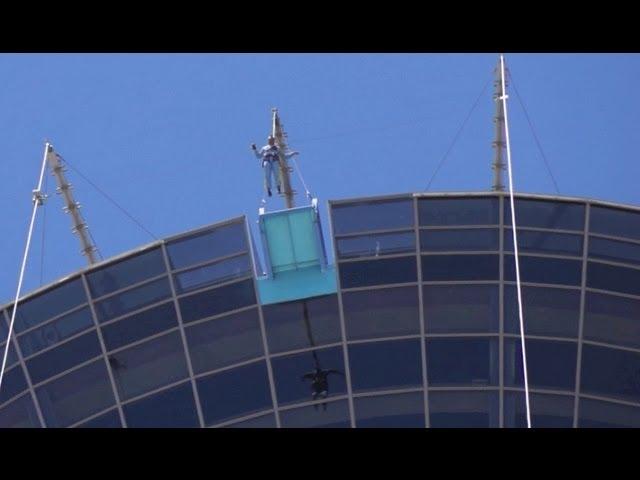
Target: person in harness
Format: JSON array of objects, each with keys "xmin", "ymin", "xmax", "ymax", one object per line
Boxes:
[
  {"xmin": 301, "ymin": 367, "xmax": 344, "ymax": 410},
  {"xmin": 251, "ymin": 135, "xmax": 299, "ymax": 197}
]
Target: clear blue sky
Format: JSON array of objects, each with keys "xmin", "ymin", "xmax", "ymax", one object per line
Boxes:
[{"xmin": 1, "ymin": 53, "xmax": 639, "ymax": 303}]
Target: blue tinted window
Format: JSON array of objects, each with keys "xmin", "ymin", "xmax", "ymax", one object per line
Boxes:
[
  {"xmin": 0, "ymin": 340, "xmax": 19, "ymax": 368},
  {"xmin": 186, "ymin": 308, "xmax": 264, "ymax": 373},
  {"xmin": 343, "ymin": 286, "xmax": 420, "ymax": 340},
  {"xmin": 504, "ymin": 256, "xmax": 582, "ymax": 286},
  {"xmin": 263, "ymin": 295, "xmax": 341, "ymax": 354},
  {"xmin": 504, "ymin": 230, "xmax": 583, "ymax": 256},
  {"xmin": 179, "ymin": 279, "xmax": 256, "ymax": 324},
  {"xmin": 27, "ymin": 331, "xmax": 102, "ymax": 384},
  {"xmin": 589, "ymin": 237, "xmax": 640, "ymax": 266},
  {"xmin": 226, "ymin": 413, "xmax": 276, "ymax": 428},
  {"xmin": 421, "ymin": 229, "xmax": 498, "ymax": 252},
  {"xmin": 429, "ymin": 391, "xmax": 499, "ymax": 428},
  {"xmin": 418, "ymin": 198, "xmax": 498, "ymax": 226},
  {"xmin": 422, "ymin": 255, "xmax": 499, "ymax": 282},
  {"xmin": 339, "ymin": 256, "xmax": 417, "ymax": 289},
  {"xmin": 167, "ymin": 221, "xmax": 247, "ymax": 269},
  {"xmin": 578, "ymin": 398, "xmax": 640, "ymax": 428},
  {"xmin": 95, "ymin": 277, "xmax": 172, "ymax": 323},
  {"xmin": 349, "ymin": 340, "xmax": 423, "ymax": 393},
  {"xmin": 0, "ymin": 312, "xmax": 7, "ymax": 339},
  {"xmin": 109, "ymin": 331, "xmax": 188, "ymax": 401},
  {"xmin": 581, "ymin": 344, "xmax": 640, "ymax": 403},
  {"xmin": 587, "ymin": 262, "xmax": 640, "ymax": 296},
  {"xmin": 427, "ymin": 338, "xmax": 498, "ymax": 387},
  {"xmin": 76, "ymin": 409, "xmax": 122, "ymax": 428},
  {"xmin": 197, "ymin": 361, "xmax": 272, "ymax": 426},
  {"xmin": 123, "ymin": 382, "xmax": 199, "ymax": 428},
  {"xmin": 584, "ymin": 292, "xmax": 640, "ymax": 349},
  {"xmin": 280, "ymin": 399, "xmax": 351, "ymax": 428},
  {"xmin": 590, "ymin": 206, "xmax": 640, "ymax": 241},
  {"xmin": 271, "ymin": 347, "xmax": 346, "ymax": 406},
  {"xmin": 0, "ymin": 366, "xmax": 27, "ymax": 405},
  {"xmin": 18, "ymin": 307, "xmax": 94, "ymax": 357},
  {"xmin": 504, "ymin": 286, "xmax": 580, "ymax": 338},
  {"xmin": 355, "ymin": 392, "xmax": 425, "ymax": 428},
  {"xmin": 336, "ymin": 231, "xmax": 415, "ymax": 259},
  {"xmin": 504, "ymin": 392, "xmax": 574, "ymax": 428},
  {"xmin": 36, "ymin": 360, "xmax": 115, "ymax": 428},
  {"xmin": 424, "ymin": 284, "xmax": 499, "ymax": 334},
  {"xmin": 101, "ymin": 302, "xmax": 178, "ymax": 351},
  {"xmin": 0, "ymin": 394, "xmax": 40, "ymax": 428},
  {"xmin": 505, "ymin": 339, "xmax": 577, "ymax": 391},
  {"xmin": 174, "ymin": 254, "xmax": 252, "ymax": 293},
  {"xmin": 332, "ymin": 198, "xmax": 414, "ymax": 235},
  {"xmin": 87, "ymin": 248, "xmax": 166, "ymax": 298},
  {"xmin": 13, "ymin": 278, "xmax": 87, "ymax": 333},
  {"xmin": 505, "ymin": 199, "xmax": 585, "ymax": 230}
]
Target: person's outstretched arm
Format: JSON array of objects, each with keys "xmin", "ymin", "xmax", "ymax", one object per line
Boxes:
[
  {"xmin": 251, "ymin": 143, "xmax": 263, "ymax": 160},
  {"xmin": 283, "ymin": 150, "xmax": 299, "ymax": 159}
]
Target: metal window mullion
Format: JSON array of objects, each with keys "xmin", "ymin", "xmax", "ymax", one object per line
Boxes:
[
  {"xmin": 414, "ymin": 194, "xmax": 429, "ymax": 428},
  {"xmin": 160, "ymin": 242, "xmax": 206, "ymax": 428},
  {"xmin": 80, "ymin": 273, "xmax": 127, "ymax": 427},
  {"xmin": 498, "ymin": 194, "xmax": 505, "ymax": 428},
  {"xmin": 2, "ymin": 309, "xmax": 46, "ymax": 428},
  {"xmin": 573, "ymin": 203, "xmax": 591, "ymax": 427}
]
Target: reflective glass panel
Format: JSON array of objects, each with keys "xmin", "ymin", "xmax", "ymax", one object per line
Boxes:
[
  {"xmin": 505, "ymin": 199, "xmax": 585, "ymax": 230},
  {"xmin": 332, "ymin": 198, "xmax": 414, "ymax": 235},
  {"xmin": 504, "ymin": 392, "xmax": 574, "ymax": 428},
  {"xmin": 349, "ymin": 340, "xmax": 422, "ymax": 393},
  {"xmin": 18, "ymin": 307, "xmax": 94, "ymax": 357},
  {"xmin": 95, "ymin": 277, "xmax": 172, "ymax": 322},
  {"xmin": 336, "ymin": 231, "xmax": 415, "ymax": 259},
  {"xmin": 343, "ymin": 286, "xmax": 420, "ymax": 340},
  {"xmin": 581, "ymin": 344, "xmax": 640, "ymax": 403},
  {"xmin": 504, "ymin": 286, "xmax": 580, "ymax": 338},
  {"xmin": 418, "ymin": 198, "xmax": 498, "ymax": 226},
  {"xmin": 504, "ymin": 230, "xmax": 583, "ymax": 256},
  {"xmin": 339, "ymin": 256, "xmax": 417, "ymax": 289},
  {"xmin": 271, "ymin": 347, "xmax": 346, "ymax": 406},
  {"xmin": 354, "ymin": 392, "xmax": 425, "ymax": 428},
  {"xmin": 167, "ymin": 221, "xmax": 247, "ymax": 269},
  {"xmin": 101, "ymin": 302, "xmax": 178, "ymax": 351},
  {"xmin": 179, "ymin": 279, "xmax": 256, "ymax": 324},
  {"xmin": 422, "ymin": 255, "xmax": 499, "ymax": 282},
  {"xmin": 587, "ymin": 262, "xmax": 640, "ymax": 296},
  {"xmin": 108, "ymin": 331, "xmax": 188, "ymax": 401},
  {"xmin": 197, "ymin": 361, "xmax": 272, "ymax": 426},
  {"xmin": 578, "ymin": 398, "xmax": 640, "ymax": 428},
  {"xmin": 27, "ymin": 331, "xmax": 102, "ymax": 384},
  {"xmin": 87, "ymin": 248, "xmax": 166, "ymax": 298},
  {"xmin": 185, "ymin": 308, "xmax": 264, "ymax": 373},
  {"xmin": 174, "ymin": 254, "xmax": 252, "ymax": 293},
  {"xmin": 13, "ymin": 278, "xmax": 86, "ymax": 333},
  {"xmin": 0, "ymin": 366, "xmax": 27, "ymax": 405},
  {"xmin": 263, "ymin": 295, "xmax": 341, "ymax": 354},
  {"xmin": 36, "ymin": 360, "xmax": 115, "ymax": 428},
  {"xmin": 426, "ymin": 337, "xmax": 498, "ymax": 387},
  {"xmin": 424, "ymin": 284, "xmax": 499, "ymax": 333},
  {"xmin": 123, "ymin": 382, "xmax": 199, "ymax": 428},
  {"xmin": 0, "ymin": 340, "xmax": 19, "ymax": 368},
  {"xmin": 589, "ymin": 236, "xmax": 640, "ymax": 266},
  {"xmin": 280, "ymin": 399, "xmax": 351, "ymax": 428},
  {"xmin": 504, "ymin": 256, "xmax": 582, "ymax": 286},
  {"xmin": 0, "ymin": 313, "xmax": 7, "ymax": 339},
  {"xmin": 225, "ymin": 412, "xmax": 276, "ymax": 428},
  {"xmin": 420, "ymin": 229, "xmax": 498, "ymax": 252},
  {"xmin": 504, "ymin": 338, "xmax": 577, "ymax": 391},
  {"xmin": 0, "ymin": 394, "xmax": 40, "ymax": 428},
  {"xmin": 76, "ymin": 409, "xmax": 122, "ymax": 428},
  {"xmin": 584, "ymin": 292, "xmax": 640, "ymax": 349},
  {"xmin": 590, "ymin": 206, "xmax": 640, "ymax": 241},
  {"xmin": 429, "ymin": 391, "xmax": 499, "ymax": 428}
]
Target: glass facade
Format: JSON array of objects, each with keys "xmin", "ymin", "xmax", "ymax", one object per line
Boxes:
[{"xmin": 2, "ymin": 193, "xmax": 640, "ymax": 428}]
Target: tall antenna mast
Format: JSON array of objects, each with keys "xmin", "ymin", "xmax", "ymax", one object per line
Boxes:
[
  {"xmin": 46, "ymin": 143, "xmax": 98, "ymax": 264},
  {"xmin": 272, "ymin": 108, "xmax": 296, "ymax": 209},
  {"xmin": 492, "ymin": 56, "xmax": 508, "ymax": 191}
]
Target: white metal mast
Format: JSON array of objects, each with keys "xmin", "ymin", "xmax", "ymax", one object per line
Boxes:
[
  {"xmin": 492, "ymin": 58, "xmax": 508, "ymax": 191},
  {"xmin": 272, "ymin": 108, "xmax": 296, "ymax": 209}
]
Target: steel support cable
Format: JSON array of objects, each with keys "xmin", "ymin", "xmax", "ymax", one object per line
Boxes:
[
  {"xmin": 39, "ymin": 173, "xmax": 48, "ymax": 286},
  {"xmin": 425, "ymin": 75, "xmax": 493, "ymax": 191},
  {"xmin": 501, "ymin": 55, "xmax": 532, "ymax": 428},
  {"xmin": 507, "ymin": 70, "xmax": 561, "ymax": 194},
  {"xmin": 291, "ymin": 156, "xmax": 312, "ymax": 200},
  {"xmin": 0, "ymin": 145, "xmax": 49, "ymax": 394}
]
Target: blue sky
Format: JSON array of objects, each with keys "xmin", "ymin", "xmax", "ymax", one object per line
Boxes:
[{"xmin": 1, "ymin": 53, "xmax": 639, "ymax": 303}]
